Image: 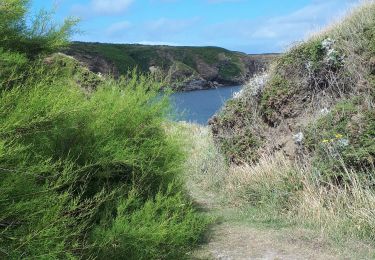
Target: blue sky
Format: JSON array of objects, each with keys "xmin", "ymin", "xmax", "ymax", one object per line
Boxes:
[{"xmin": 30, "ymin": 0, "xmax": 361, "ymax": 53}]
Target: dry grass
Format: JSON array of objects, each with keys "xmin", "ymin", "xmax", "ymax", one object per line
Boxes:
[
  {"xmin": 178, "ymin": 122, "xmax": 375, "ymax": 258},
  {"xmin": 167, "ymin": 122, "xmax": 228, "ymax": 207},
  {"xmin": 180, "ymin": 4, "xmax": 375, "ymax": 256},
  {"xmin": 177, "ymin": 122, "xmax": 375, "ymax": 245},
  {"xmin": 223, "ymin": 152, "xmax": 375, "ymax": 247}
]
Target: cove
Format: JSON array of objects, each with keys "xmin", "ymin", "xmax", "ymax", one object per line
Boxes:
[{"xmin": 171, "ymin": 85, "xmax": 242, "ymax": 125}]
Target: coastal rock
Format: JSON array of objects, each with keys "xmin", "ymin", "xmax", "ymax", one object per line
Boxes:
[{"xmin": 65, "ymin": 42, "xmax": 278, "ymax": 91}]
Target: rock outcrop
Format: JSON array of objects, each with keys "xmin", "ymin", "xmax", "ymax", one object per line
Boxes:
[{"xmin": 65, "ymin": 42, "xmax": 278, "ymax": 91}]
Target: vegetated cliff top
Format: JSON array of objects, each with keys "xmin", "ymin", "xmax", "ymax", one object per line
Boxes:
[
  {"xmin": 65, "ymin": 42, "xmax": 278, "ymax": 90},
  {"xmin": 210, "ymin": 1, "xmax": 375, "ymax": 175}
]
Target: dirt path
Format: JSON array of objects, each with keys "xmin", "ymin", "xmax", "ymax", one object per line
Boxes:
[
  {"xmin": 189, "ymin": 189, "xmax": 341, "ymax": 260},
  {"xmin": 192, "ymin": 223, "xmax": 340, "ymax": 260},
  {"xmin": 180, "ymin": 124, "xmax": 371, "ymax": 260}
]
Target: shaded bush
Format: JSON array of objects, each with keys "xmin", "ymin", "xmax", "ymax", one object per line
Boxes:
[
  {"xmin": 0, "ymin": 2, "xmax": 209, "ymax": 258},
  {"xmin": 0, "ymin": 62, "xmax": 209, "ymax": 258},
  {"xmin": 92, "ymin": 188, "xmax": 209, "ymax": 260}
]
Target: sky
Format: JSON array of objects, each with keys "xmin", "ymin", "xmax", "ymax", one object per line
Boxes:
[{"xmin": 30, "ymin": 0, "xmax": 362, "ymax": 54}]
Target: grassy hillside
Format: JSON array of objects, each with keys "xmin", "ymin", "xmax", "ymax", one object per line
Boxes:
[
  {"xmin": 65, "ymin": 42, "xmax": 276, "ymax": 90},
  {"xmin": 210, "ymin": 1, "xmax": 375, "ymax": 246},
  {"xmin": 0, "ymin": 1, "xmax": 210, "ymax": 259}
]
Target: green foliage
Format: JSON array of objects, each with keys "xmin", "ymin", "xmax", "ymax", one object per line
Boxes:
[
  {"xmin": 260, "ymin": 74, "xmax": 291, "ymax": 124},
  {"xmin": 277, "ymin": 38, "xmax": 324, "ymax": 69},
  {"xmin": 0, "ymin": 3, "xmax": 209, "ymax": 257},
  {"xmin": 210, "ymin": 92, "xmax": 264, "ymax": 164},
  {"xmin": 219, "ymin": 129, "xmax": 261, "ymax": 164},
  {"xmin": 0, "ymin": 0, "xmax": 78, "ymax": 57},
  {"xmin": 68, "ymin": 42, "xmax": 245, "ymax": 79},
  {"xmin": 300, "ymin": 39, "xmax": 325, "ymax": 67},
  {"xmin": 218, "ymin": 62, "xmax": 242, "ymax": 80},
  {"xmin": 305, "ymin": 98, "xmax": 375, "ymax": 182},
  {"xmin": 0, "ymin": 47, "xmax": 28, "ymax": 88},
  {"xmin": 187, "ymin": 46, "xmax": 227, "ymax": 65},
  {"xmin": 92, "ymin": 188, "xmax": 209, "ymax": 260},
  {"xmin": 363, "ymin": 24, "xmax": 375, "ymax": 54},
  {"xmin": 0, "ymin": 61, "xmax": 209, "ymax": 258}
]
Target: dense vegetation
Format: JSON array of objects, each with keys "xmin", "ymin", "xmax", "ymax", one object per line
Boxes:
[
  {"xmin": 210, "ymin": 2, "xmax": 375, "ymax": 245},
  {"xmin": 0, "ymin": 1, "xmax": 209, "ymax": 259},
  {"xmin": 68, "ymin": 42, "xmax": 244, "ymax": 75},
  {"xmin": 65, "ymin": 42, "xmax": 276, "ymax": 90},
  {"xmin": 69, "ymin": 42, "xmax": 243, "ymax": 74}
]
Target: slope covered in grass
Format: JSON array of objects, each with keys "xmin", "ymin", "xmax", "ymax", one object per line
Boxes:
[
  {"xmin": 66, "ymin": 42, "xmax": 276, "ymax": 90},
  {"xmin": 209, "ymin": 1, "xmax": 375, "ymax": 246},
  {"xmin": 0, "ymin": 1, "xmax": 209, "ymax": 259}
]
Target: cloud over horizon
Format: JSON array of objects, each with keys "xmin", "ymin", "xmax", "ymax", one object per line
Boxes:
[{"xmin": 72, "ymin": 0, "xmax": 134, "ymax": 16}]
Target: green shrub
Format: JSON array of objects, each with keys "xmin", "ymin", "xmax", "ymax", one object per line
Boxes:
[
  {"xmin": 305, "ymin": 98, "xmax": 375, "ymax": 182},
  {"xmin": 0, "ymin": 0, "xmax": 78, "ymax": 57},
  {"xmin": 0, "ymin": 0, "xmax": 212, "ymax": 259},
  {"xmin": 92, "ymin": 188, "xmax": 209, "ymax": 260},
  {"xmin": 0, "ymin": 2, "xmax": 209, "ymax": 258},
  {"xmin": 218, "ymin": 62, "xmax": 242, "ymax": 80},
  {"xmin": 0, "ymin": 62, "xmax": 208, "ymax": 258},
  {"xmin": 219, "ymin": 129, "xmax": 261, "ymax": 164},
  {"xmin": 0, "ymin": 47, "xmax": 28, "ymax": 89},
  {"xmin": 260, "ymin": 74, "xmax": 291, "ymax": 124}
]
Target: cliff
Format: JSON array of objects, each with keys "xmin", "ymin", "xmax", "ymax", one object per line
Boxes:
[{"xmin": 65, "ymin": 42, "xmax": 277, "ymax": 91}]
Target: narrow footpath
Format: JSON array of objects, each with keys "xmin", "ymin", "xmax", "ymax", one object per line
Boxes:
[{"xmin": 180, "ymin": 124, "xmax": 371, "ymax": 260}]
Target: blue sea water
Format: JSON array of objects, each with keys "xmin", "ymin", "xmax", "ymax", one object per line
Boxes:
[{"xmin": 170, "ymin": 85, "xmax": 242, "ymax": 125}]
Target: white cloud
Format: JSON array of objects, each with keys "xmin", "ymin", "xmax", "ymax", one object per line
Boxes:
[
  {"xmin": 144, "ymin": 17, "xmax": 199, "ymax": 33},
  {"xmin": 136, "ymin": 41, "xmax": 182, "ymax": 46},
  {"xmin": 250, "ymin": 0, "xmax": 361, "ymax": 42},
  {"xmin": 74, "ymin": 0, "xmax": 363, "ymax": 53},
  {"xmin": 207, "ymin": 0, "xmax": 243, "ymax": 3},
  {"xmin": 101, "ymin": 17, "xmax": 199, "ymax": 44},
  {"xmin": 91, "ymin": 0, "xmax": 133, "ymax": 14},
  {"xmin": 106, "ymin": 21, "xmax": 132, "ymax": 35},
  {"xmin": 201, "ymin": 0, "xmax": 362, "ymax": 52},
  {"xmin": 73, "ymin": 0, "xmax": 134, "ymax": 16}
]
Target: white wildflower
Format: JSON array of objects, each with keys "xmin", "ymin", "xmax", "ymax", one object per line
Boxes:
[
  {"xmin": 293, "ymin": 132, "xmax": 304, "ymax": 144},
  {"xmin": 232, "ymin": 89, "xmax": 244, "ymax": 99},
  {"xmin": 320, "ymin": 108, "xmax": 330, "ymax": 115},
  {"xmin": 337, "ymin": 138, "xmax": 350, "ymax": 147},
  {"xmin": 246, "ymin": 72, "xmax": 269, "ymax": 97},
  {"xmin": 322, "ymin": 38, "xmax": 335, "ymax": 50}
]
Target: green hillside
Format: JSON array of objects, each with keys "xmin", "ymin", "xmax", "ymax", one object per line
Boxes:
[
  {"xmin": 66, "ymin": 42, "xmax": 276, "ymax": 90},
  {"xmin": 210, "ymin": 1, "xmax": 375, "ymax": 246}
]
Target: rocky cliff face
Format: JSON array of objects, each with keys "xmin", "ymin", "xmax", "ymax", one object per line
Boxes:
[{"xmin": 65, "ymin": 42, "xmax": 278, "ymax": 91}]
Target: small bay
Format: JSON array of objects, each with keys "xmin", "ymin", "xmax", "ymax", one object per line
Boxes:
[{"xmin": 171, "ymin": 85, "xmax": 242, "ymax": 125}]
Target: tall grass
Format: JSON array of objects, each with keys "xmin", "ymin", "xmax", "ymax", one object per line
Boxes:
[
  {"xmin": 223, "ymin": 153, "xmax": 375, "ymax": 246},
  {"xmin": 207, "ymin": 1, "xmax": 375, "ymax": 254}
]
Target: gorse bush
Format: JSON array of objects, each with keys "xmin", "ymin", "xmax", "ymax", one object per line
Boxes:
[
  {"xmin": 93, "ymin": 187, "xmax": 209, "ymax": 260},
  {"xmin": 0, "ymin": 58, "xmax": 209, "ymax": 259},
  {"xmin": 0, "ymin": 1, "xmax": 209, "ymax": 259},
  {"xmin": 0, "ymin": 0, "xmax": 78, "ymax": 57}
]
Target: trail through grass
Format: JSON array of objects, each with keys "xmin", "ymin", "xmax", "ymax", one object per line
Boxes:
[{"xmin": 178, "ymin": 123, "xmax": 375, "ymax": 260}]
